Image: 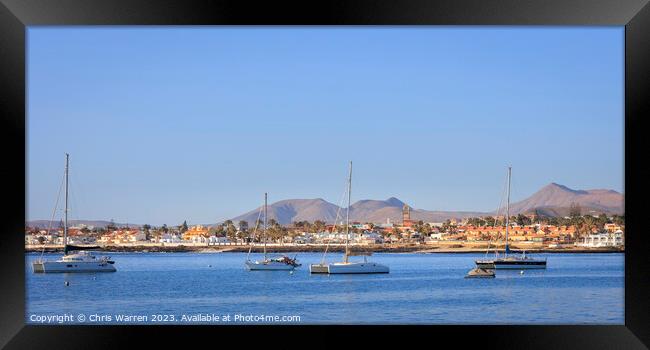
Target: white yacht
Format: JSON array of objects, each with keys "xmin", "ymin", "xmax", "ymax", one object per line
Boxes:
[
  {"xmin": 32, "ymin": 250, "xmax": 116, "ymax": 273},
  {"xmin": 325, "ymin": 254, "xmax": 389, "ymax": 274},
  {"xmin": 245, "ymin": 193, "xmax": 300, "ymax": 271},
  {"xmin": 309, "ymin": 161, "xmax": 389, "ymax": 274},
  {"xmin": 32, "ymin": 154, "xmax": 117, "ymax": 273},
  {"xmin": 245, "ymin": 255, "xmax": 300, "ymax": 271}
]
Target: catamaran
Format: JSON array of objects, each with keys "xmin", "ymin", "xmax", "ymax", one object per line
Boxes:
[
  {"xmin": 310, "ymin": 161, "xmax": 389, "ymax": 274},
  {"xmin": 475, "ymin": 166, "xmax": 547, "ymax": 270},
  {"xmin": 32, "ymin": 154, "xmax": 116, "ymax": 273},
  {"xmin": 245, "ymin": 193, "xmax": 300, "ymax": 271}
]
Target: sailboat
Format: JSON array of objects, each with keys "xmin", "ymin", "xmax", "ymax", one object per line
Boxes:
[
  {"xmin": 32, "ymin": 154, "xmax": 116, "ymax": 273},
  {"xmin": 475, "ymin": 166, "xmax": 547, "ymax": 270},
  {"xmin": 245, "ymin": 193, "xmax": 301, "ymax": 271},
  {"xmin": 309, "ymin": 161, "xmax": 389, "ymax": 274}
]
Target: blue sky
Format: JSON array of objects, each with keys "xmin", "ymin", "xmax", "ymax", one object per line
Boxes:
[{"xmin": 27, "ymin": 27, "xmax": 624, "ymax": 226}]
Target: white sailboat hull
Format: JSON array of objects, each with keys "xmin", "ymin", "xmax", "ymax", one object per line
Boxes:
[
  {"xmin": 309, "ymin": 264, "xmax": 330, "ymax": 274},
  {"xmin": 326, "ymin": 262, "xmax": 389, "ymax": 274},
  {"xmin": 245, "ymin": 260, "xmax": 295, "ymax": 271},
  {"xmin": 32, "ymin": 260, "xmax": 116, "ymax": 273}
]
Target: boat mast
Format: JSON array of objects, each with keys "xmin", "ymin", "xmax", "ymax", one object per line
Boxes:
[
  {"xmin": 505, "ymin": 166, "xmax": 511, "ymax": 258},
  {"xmin": 246, "ymin": 202, "xmax": 263, "ymax": 261},
  {"xmin": 344, "ymin": 161, "xmax": 352, "ymax": 263},
  {"xmin": 63, "ymin": 153, "xmax": 69, "ymax": 255},
  {"xmin": 263, "ymin": 192, "xmax": 267, "ymax": 261}
]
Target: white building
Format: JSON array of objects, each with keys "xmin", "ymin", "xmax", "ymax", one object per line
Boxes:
[
  {"xmin": 159, "ymin": 233, "xmax": 183, "ymax": 243},
  {"xmin": 189, "ymin": 235, "xmax": 208, "ymax": 244},
  {"xmin": 356, "ymin": 231, "xmax": 383, "ymax": 245},
  {"xmin": 293, "ymin": 233, "xmax": 315, "ymax": 244},
  {"xmin": 68, "ymin": 236, "xmax": 97, "ymax": 244},
  {"xmin": 577, "ymin": 230, "xmax": 624, "ymax": 247},
  {"xmin": 25, "ymin": 235, "xmax": 42, "ymax": 245},
  {"xmin": 426, "ymin": 232, "xmax": 443, "ymax": 241},
  {"xmin": 209, "ymin": 236, "xmax": 230, "ymax": 244},
  {"xmin": 378, "ymin": 218, "xmax": 393, "ymax": 228},
  {"xmin": 128, "ymin": 231, "xmax": 147, "ymax": 242},
  {"xmin": 319, "ymin": 232, "xmax": 351, "ymax": 243}
]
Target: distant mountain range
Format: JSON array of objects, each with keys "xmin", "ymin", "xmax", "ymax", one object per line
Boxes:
[
  {"xmin": 27, "ymin": 183, "xmax": 624, "ymax": 228},
  {"xmin": 229, "ymin": 197, "xmax": 484, "ymax": 225},
  {"xmin": 231, "ymin": 198, "xmax": 342, "ymax": 225},
  {"xmin": 506, "ymin": 183, "xmax": 624, "ymax": 217},
  {"xmin": 229, "ymin": 183, "xmax": 623, "ymax": 225}
]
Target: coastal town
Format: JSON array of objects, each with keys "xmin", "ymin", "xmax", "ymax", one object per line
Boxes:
[
  {"xmin": 22, "ymin": 25, "xmax": 627, "ymax": 330},
  {"xmin": 25, "ymin": 204, "xmax": 624, "ymax": 253}
]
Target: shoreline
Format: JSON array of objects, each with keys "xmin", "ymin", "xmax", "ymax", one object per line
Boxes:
[{"xmin": 25, "ymin": 244, "xmax": 624, "ymax": 254}]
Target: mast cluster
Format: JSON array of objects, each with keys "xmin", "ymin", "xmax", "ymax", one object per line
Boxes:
[
  {"xmin": 505, "ymin": 166, "xmax": 511, "ymax": 257},
  {"xmin": 344, "ymin": 161, "xmax": 352, "ymax": 263},
  {"xmin": 64, "ymin": 153, "xmax": 69, "ymax": 255}
]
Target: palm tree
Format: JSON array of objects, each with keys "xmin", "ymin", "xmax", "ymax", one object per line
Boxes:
[
  {"xmin": 313, "ymin": 220, "xmax": 326, "ymax": 232},
  {"xmin": 583, "ymin": 215, "xmax": 597, "ymax": 237},
  {"xmin": 267, "ymin": 221, "xmax": 285, "ymax": 243},
  {"xmin": 141, "ymin": 224, "xmax": 151, "ymax": 240},
  {"xmin": 392, "ymin": 226, "xmax": 401, "ymax": 238},
  {"xmin": 612, "ymin": 214, "xmax": 624, "ymax": 226},
  {"xmin": 226, "ymin": 224, "xmax": 238, "ymax": 242},
  {"xmin": 596, "ymin": 213, "xmax": 609, "ymax": 229},
  {"xmin": 440, "ymin": 222, "xmax": 447, "ymax": 233}
]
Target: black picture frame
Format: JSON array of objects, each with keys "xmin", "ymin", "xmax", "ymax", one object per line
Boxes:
[{"xmin": 1, "ymin": 0, "xmax": 648, "ymax": 348}]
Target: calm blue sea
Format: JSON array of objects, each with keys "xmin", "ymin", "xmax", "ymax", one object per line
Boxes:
[{"xmin": 25, "ymin": 252, "xmax": 624, "ymax": 325}]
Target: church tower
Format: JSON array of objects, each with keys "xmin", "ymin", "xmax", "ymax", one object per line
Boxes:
[{"xmin": 402, "ymin": 204, "xmax": 413, "ymax": 227}]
